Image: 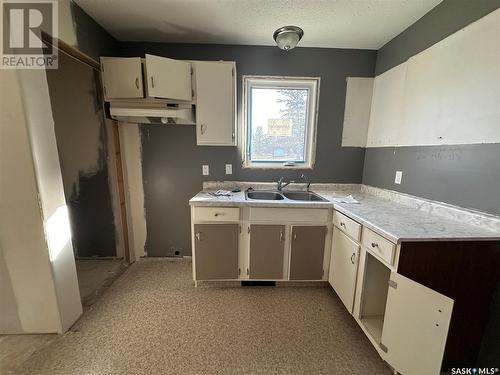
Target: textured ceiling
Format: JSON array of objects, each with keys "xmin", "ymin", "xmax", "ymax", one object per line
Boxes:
[{"xmin": 75, "ymin": 0, "xmax": 442, "ymax": 49}]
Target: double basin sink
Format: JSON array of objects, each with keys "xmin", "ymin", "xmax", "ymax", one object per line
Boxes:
[{"xmin": 245, "ymin": 189, "xmax": 328, "ymax": 202}]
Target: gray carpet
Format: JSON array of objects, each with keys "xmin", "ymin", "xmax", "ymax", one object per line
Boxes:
[{"xmin": 16, "ymin": 258, "xmax": 391, "ymax": 374}]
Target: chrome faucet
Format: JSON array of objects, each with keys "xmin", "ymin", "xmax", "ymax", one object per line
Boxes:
[
  {"xmin": 277, "ymin": 177, "xmax": 294, "ymax": 191},
  {"xmin": 299, "ymin": 173, "xmax": 311, "ymax": 191}
]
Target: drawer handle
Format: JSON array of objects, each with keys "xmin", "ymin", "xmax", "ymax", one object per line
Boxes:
[
  {"xmin": 340, "ymin": 222, "xmax": 346, "ymax": 227},
  {"xmin": 195, "ymin": 232, "xmax": 202, "ymax": 241},
  {"xmin": 200, "ymin": 124, "xmax": 206, "ymax": 135},
  {"xmin": 135, "ymin": 77, "xmax": 140, "ymax": 89},
  {"xmin": 350, "ymin": 253, "xmax": 355, "ymax": 264},
  {"xmin": 280, "ymin": 231, "xmax": 284, "ymax": 242},
  {"xmin": 150, "ymin": 76, "xmax": 155, "ymax": 88},
  {"xmin": 214, "ymin": 212, "xmax": 225, "ymax": 217},
  {"xmin": 293, "ymin": 233, "xmax": 297, "ymax": 241},
  {"xmin": 371, "ymin": 242, "xmax": 379, "ymax": 248}
]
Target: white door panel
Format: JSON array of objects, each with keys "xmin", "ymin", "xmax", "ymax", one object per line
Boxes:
[
  {"xmin": 381, "ymin": 272, "xmax": 453, "ymax": 375},
  {"xmin": 329, "ymin": 228, "xmax": 359, "ymax": 313},
  {"xmin": 144, "ymin": 54, "xmax": 192, "ymax": 101},
  {"xmin": 101, "ymin": 57, "xmax": 143, "ymax": 100},
  {"xmin": 194, "ymin": 61, "xmax": 236, "ymax": 145}
]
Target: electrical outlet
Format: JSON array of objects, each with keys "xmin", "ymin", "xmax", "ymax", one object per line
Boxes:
[
  {"xmin": 202, "ymin": 165, "xmax": 209, "ymax": 176},
  {"xmin": 395, "ymin": 170, "xmax": 403, "ymax": 184},
  {"xmin": 225, "ymin": 164, "xmax": 232, "ymax": 175}
]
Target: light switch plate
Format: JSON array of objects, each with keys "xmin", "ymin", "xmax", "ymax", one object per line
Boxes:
[
  {"xmin": 395, "ymin": 170, "xmax": 403, "ymax": 184},
  {"xmin": 225, "ymin": 164, "xmax": 232, "ymax": 175},
  {"xmin": 202, "ymin": 165, "xmax": 209, "ymax": 176}
]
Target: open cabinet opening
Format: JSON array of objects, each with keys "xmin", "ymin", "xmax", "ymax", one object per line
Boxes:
[{"xmin": 360, "ymin": 252, "xmax": 391, "ymax": 343}]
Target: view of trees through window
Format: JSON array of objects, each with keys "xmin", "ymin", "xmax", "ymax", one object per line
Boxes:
[{"xmin": 250, "ymin": 87, "xmax": 308, "ymax": 162}]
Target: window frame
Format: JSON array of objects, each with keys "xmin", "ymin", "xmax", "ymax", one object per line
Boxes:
[{"xmin": 242, "ymin": 75, "xmax": 320, "ymax": 169}]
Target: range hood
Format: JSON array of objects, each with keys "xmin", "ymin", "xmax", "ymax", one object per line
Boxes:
[{"xmin": 109, "ymin": 101, "xmax": 195, "ymax": 125}]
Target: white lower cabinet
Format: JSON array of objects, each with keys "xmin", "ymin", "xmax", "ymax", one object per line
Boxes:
[
  {"xmin": 358, "ymin": 250, "xmax": 454, "ymax": 375},
  {"xmin": 329, "ymin": 227, "xmax": 359, "ymax": 313},
  {"xmin": 380, "ymin": 272, "xmax": 454, "ymax": 375}
]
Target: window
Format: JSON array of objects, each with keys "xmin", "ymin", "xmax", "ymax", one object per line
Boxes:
[{"xmin": 242, "ymin": 76, "xmax": 320, "ymax": 169}]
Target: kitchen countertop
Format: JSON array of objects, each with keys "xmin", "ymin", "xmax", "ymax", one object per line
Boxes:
[{"xmin": 190, "ymin": 187, "xmax": 500, "ymax": 244}]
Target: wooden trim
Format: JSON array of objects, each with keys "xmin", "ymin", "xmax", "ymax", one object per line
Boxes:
[{"xmin": 41, "ymin": 32, "xmax": 100, "ymax": 71}]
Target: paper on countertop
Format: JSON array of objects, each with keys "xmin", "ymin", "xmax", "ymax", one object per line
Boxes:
[
  {"xmin": 332, "ymin": 195, "xmax": 360, "ymax": 204},
  {"xmin": 210, "ymin": 190, "xmax": 233, "ymax": 197}
]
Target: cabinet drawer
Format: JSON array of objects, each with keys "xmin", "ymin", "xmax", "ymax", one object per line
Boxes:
[
  {"xmin": 333, "ymin": 211, "xmax": 361, "ymax": 241},
  {"xmin": 249, "ymin": 208, "xmax": 329, "ymax": 222},
  {"xmin": 361, "ymin": 227, "xmax": 395, "ymax": 265},
  {"xmin": 193, "ymin": 207, "xmax": 239, "ymax": 222}
]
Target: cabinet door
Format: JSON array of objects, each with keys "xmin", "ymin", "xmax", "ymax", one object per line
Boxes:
[
  {"xmin": 289, "ymin": 226, "xmax": 326, "ymax": 280},
  {"xmin": 193, "ymin": 224, "xmax": 238, "ymax": 280},
  {"xmin": 380, "ymin": 272, "xmax": 454, "ymax": 375},
  {"xmin": 249, "ymin": 225, "xmax": 285, "ymax": 279},
  {"xmin": 194, "ymin": 61, "xmax": 236, "ymax": 146},
  {"xmin": 144, "ymin": 54, "xmax": 192, "ymax": 101},
  {"xmin": 100, "ymin": 57, "xmax": 144, "ymax": 100},
  {"xmin": 329, "ymin": 228, "xmax": 360, "ymax": 313}
]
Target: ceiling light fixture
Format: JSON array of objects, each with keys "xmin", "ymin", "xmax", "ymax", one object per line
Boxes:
[{"xmin": 273, "ymin": 26, "xmax": 304, "ymax": 51}]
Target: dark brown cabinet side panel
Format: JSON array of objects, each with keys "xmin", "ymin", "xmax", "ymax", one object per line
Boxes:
[
  {"xmin": 194, "ymin": 224, "xmax": 239, "ymax": 280},
  {"xmin": 249, "ymin": 225, "xmax": 285, "ymax": 279},
  {"xmin": 397, "ymin": 241, "xmax": 500, "ymax": 371},
  {"xmin": 289, "ymin": 226, "xmax": 326, "ymax": 280}
]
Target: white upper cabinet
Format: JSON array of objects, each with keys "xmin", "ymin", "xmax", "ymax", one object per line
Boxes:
[
  {"xmin": 101, "ymin": 57, "xmax": 144, "ymax": 100},
  {"xmin": 194, "ymin": 61, "xmax": 236, "ymax": 146},
  {"xmin": 380, "ymin": 272, "xmax": 454, "ymax": 375},
  {"xmin": 144, "ymin": 54, "xmax": 192, "ymax": 101}
]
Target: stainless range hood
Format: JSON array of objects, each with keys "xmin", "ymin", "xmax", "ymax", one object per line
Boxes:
[{"xmin": 109, "ymin": 101, "xmax": 195, "ymax": 125}]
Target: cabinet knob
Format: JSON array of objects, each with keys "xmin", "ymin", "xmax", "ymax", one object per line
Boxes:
[
  {"xmin": 200, "ymin": 124, "xmax": 206, "ymax": 135},
  {"xmin": 371, "ymin": 242, "xmax": 378, "ymax": 248},
  {"xmin": 280, "ymin": 231, "xmax": 284, "ymax": 242},
  {"xmin": 135, "ymin": 77, "xmax": 140, "ymax": 89},
  {"xmin": 293, "ymin": 233, "xmax": 297, "ymax": 241},
  {"xmin": 214, "ymin": 212, "xmax": 225, "ymax": 217},
  {"xmin": 340, "ymin": 222, "xmax": 345, "ymax": 227},
  {"xmin": 150, "ymin": 76, "xmax": 155, "ymax": 88},
  {"xmin": 195, "ymin": 232, "xmax": 202, "ymax": 241},
  {"xmin": 350, "ymin": 253, "xmax": 356, "ymax": 264}
]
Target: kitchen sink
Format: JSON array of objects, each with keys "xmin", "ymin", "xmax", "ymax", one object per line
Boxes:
[
  {"xmin": 282, "ymin": 191, "xmax": 328, "ymax": 202},
  {"xmin": 245, "ymin": 189, "xmax": 328, "ymax": 202},
  {"xmin": 246, "ymin": 191, "xmax": 284, "ymax": 200}
]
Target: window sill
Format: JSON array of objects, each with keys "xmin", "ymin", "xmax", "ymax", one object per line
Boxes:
[{"xmin": 241, "ymin": 162, "xmax": 314, "ymax": 170}]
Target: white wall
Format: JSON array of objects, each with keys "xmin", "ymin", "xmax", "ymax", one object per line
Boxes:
[
  {"xmin": 18, "ymin": 69, "xmax": 83, "ymax": 332},
  {"xmin": 365, "ymin": 8, "xmax": 500, "ymax": 148},
  {"xmin": 119, "ymin": 124, "xmax": 147, "ymax": 260},
  {"xmin": 0, "ymin": 70, "xmax": 67, "ymax": 333}
]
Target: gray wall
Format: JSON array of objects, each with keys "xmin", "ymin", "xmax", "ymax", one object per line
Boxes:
[
  {"xmin": 363, "ymin": 145, "xmax": 500, "ymax": 215},
  {"xmin": 46, "ymin": 52, "xmax": 116, "ymax": 256},
  {"xmin": 120, "ymin": 43, "xmax": 376, "ymax": 256},
  {"xmin": 44, "ymin": 2, "xmax": 120, "ymax": 256},
  {"xmin": 363, "ymin": 0, "xmax": 500, "ymax": 216},
  {"xmin": 375, "ymin": 0, "xmax": 500, "ymax": 75},
  {"xmin": 69, "ymin": 1, "xmax": 119, "ymax": 61}
]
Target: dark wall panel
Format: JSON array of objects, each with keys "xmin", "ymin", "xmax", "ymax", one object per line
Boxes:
[
  {"xmin": 119, "ymin": 43, "xmax": 376, "ymax": 256},
  {"xmin": 46, "ymin": 51, "xmax": 116, "ymax": 257},
  {"xmin": 363, "ymin": 145, "xmax": 500, "ymax": 215},
  {"xmin": 376, "ymin": 0, "xmax": 500, "ymax": 75}
]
